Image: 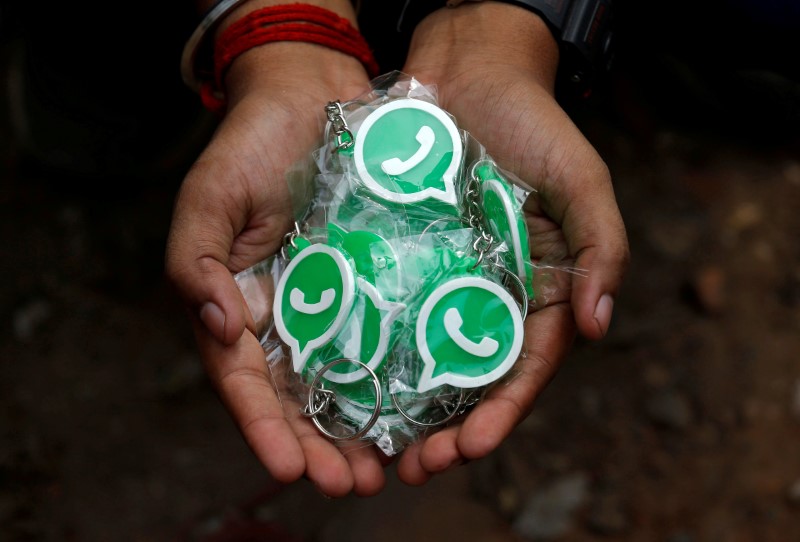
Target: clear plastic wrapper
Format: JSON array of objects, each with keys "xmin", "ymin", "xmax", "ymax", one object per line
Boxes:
[{"xmin": 233, "ymin": 72, "xmax": 576, "ymax": 456}]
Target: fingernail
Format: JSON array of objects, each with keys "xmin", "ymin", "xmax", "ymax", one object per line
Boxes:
[
  {"xmin": 593, "ymin": 294, "xmax": 614, "ymax": 338},
  {"xmin": 200, "ymin": 302, "xmax": 226, "ymax": 340}
]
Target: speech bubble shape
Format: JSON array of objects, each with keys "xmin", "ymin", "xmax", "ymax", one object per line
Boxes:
[
  {"xmin": 354, "ymin": 98, "xmax": 463, "ymax": 205},
  {"xmin": 481, "ymin": 178, "xmax": 535, "ymax": 298},
  {"xmin": 273, "ymin": 244, "xmax": 355, "ymax": 373},
  {"xmin": 416, "ymin": 276, "xmax": 523, "ymax": 392},
  {"xmin": 318, "ymin": 277, "xmax": 405, "ymax": 385}
]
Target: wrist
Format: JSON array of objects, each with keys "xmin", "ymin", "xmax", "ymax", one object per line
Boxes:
[
  {"xmin": 405, "ymin": 2, "xmax": 559, "ymax": 92},
  {"xmin": 224, "ymin": 41, "xmax": 368, "ymax": 108},
  {"xmin": 217, "ymin": 0, "xmax": 366, "ymax": 95},
  {"xmin": 186, "ymin": 1, "xmax": 373, "ymax": 112}
]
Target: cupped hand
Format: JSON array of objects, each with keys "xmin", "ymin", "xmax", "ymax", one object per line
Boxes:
[
  {"xmin": 395, "ymin": 3, "xmax": 630, "ymax": 484},
  {"xmin": 165, "ymin": 36, "xmax": 390, "ymax": 496}
]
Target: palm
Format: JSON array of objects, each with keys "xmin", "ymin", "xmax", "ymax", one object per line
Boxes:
[
  {"xmin": 183, "ymin": 93, "xmax": 337, "ymax": 272},
  {"xmin": 393, "ymin": 66, "xmax": 627, "ymax": 483}
]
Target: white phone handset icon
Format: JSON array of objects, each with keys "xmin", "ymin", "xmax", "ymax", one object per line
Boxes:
[
  {"xmin": 381, "ymin": 125, "xmax": 435, "ymax": 175},
  {"xmin": 290, "ymin": 287, "xmax": 336, "ymax": 315},
  {"xmin": 443, "ymin": 307, "xmax": 499, "ymax": 358}
]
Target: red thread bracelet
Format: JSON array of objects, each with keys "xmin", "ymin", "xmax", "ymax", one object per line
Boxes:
[{"xmin": 201, "ymin": 3, "xmax": 379, "ymax": 113}]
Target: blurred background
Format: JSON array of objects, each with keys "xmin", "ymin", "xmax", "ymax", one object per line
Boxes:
[{"xmin": 1, "ymin": 1, "xmax": 799, "ymax": 541}]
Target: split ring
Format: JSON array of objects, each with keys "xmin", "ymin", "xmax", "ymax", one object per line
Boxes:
[
  {"xmin": 305, "ymin": 358, "xmax": 382, "ymax": 441},
  {"xmin": 390, "ymin": 386, "xmax": 466, "ymax": 428}
]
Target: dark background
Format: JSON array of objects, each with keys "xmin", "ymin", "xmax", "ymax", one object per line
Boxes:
[{"xmin": 1, "ymin": 1, "xmax": 799, "ymax": 541}]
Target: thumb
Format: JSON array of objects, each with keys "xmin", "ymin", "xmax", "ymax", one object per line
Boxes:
[
  {"xmin": 194, "ymin": 261, "xmax": 250, "ymax": 346},
  {"xmin": 165, "ymin": 189, "xmax": 250, "ymax": 346},
  {"xmin": 543, "ymin": 153, "xmax": 629, "ymax": 340}
]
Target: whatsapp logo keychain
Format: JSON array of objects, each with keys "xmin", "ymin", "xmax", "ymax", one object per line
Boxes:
[
  {"xmin": 415, "ymin": 275, "xmax": 524, "ymax": 391},
  {"xmin": 273, "ymin": 243, "xmax": 355, "ymax": 372},
  {"xmin": 353, "ymin": 98, "xmax": 463, "ymax": 206}
]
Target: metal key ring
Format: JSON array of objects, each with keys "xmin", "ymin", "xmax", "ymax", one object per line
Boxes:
[
  {"xmin": 495, "ymin": 265, "xmax": 530, "ymax": 321},
  {"xmin": 468, "ymin": 158, "xmax": 496, "ymax": 184},
  {"xmin": 417, "ymin": 216, "xmax": 464, "ymax": 241},
  {"xmin": 305, "ymin": 358, "xmax": 382, "ymax": 441},
  {"xmin": 390, "ymin": 386, "xmax": 466, "ymax": 428}
]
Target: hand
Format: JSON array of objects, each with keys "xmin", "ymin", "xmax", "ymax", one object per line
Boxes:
[
  {"xmin": 166, "ymin": 3, "xmax": 389, "ymax": 496},
  {"xmin": 395, "ymin": 3, "xmax": 630, "ymax": 484}
]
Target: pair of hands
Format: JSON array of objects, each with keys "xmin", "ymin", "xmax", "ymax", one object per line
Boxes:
[{"xmin": 165, "ymin": 2, "xmax": 629, "ymax": 497}]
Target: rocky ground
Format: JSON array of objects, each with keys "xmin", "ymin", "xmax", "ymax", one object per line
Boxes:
[{"xmin": 2, "ymin": 8, "xmax": 800, "ymax": 541}]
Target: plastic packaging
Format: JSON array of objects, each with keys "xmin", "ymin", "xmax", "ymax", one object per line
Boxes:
[{"xmin": 235, "ymin": 72, "xmax": 553, "ymax": 456}]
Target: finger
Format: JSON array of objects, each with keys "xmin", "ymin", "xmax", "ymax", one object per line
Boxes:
[
  {"xmin": 456, "ymin": 302, "xmax": 575, "ymax": 459},
  {"xmin": 197, "ymin": 325, "xmax": 306, "ymax": 483},
  {"xmin": 418, "ymin": 425, "xmax": 464, "ymax": 473},
  {"xmin": 396, "ymin": 440, "xmax": 433, "ymax": 486},
  {"xmin": 278, "ymin": 382, "xmax": 357, "ymax": 498},
  {"xmin": 166, "ymin": 166, "xmax": 251, "ymax": 346},
  {"xmin": 340, "ymin": 442, "xmax": 387, "ymax": 497},
  {"xmin": 293, "ymin": 428, "xmax": 355, "ymax": 499}
]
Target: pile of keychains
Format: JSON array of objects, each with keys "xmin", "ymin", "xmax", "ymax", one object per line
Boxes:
[{"xmin": 253, "ymin": 75, "xmax": 535, "ymax": 454}]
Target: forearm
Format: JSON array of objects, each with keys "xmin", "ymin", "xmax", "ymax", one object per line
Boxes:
[{"xmin": 406, "ymin": 2, "xmax": 560, "ymax": 93}]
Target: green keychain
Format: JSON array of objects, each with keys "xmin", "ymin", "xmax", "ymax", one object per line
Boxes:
[
  {"xmin": 272, "ymin": 242, "xmax": 356, "ymax": 372},
  {"xmin": 472, "ymin": 160, "xmax": 536, "ymax": 299},
  {"xmin": 353, "ymin": 98, "xmax": 464, "ymax": 206},
  {"xmin": 415, "ymin": 273, "xmax": 525, "ymax": 392}
]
